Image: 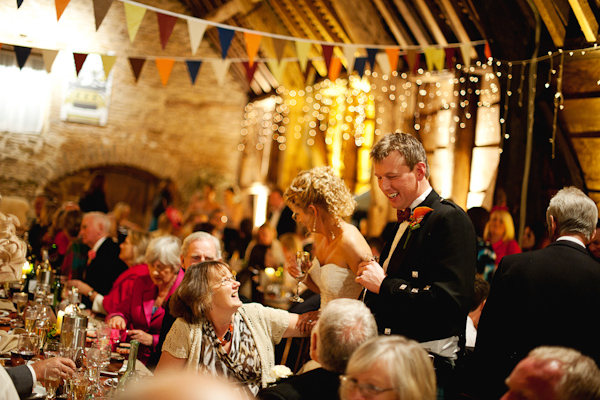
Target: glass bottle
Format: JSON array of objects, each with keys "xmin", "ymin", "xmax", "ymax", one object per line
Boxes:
[
  {"xmin": 51, "ymin": 266, "xmax": 62, "ymax": 311},
  {"xmin": 116, "ymin": 340, "xmax": 139, "ymax": 392}
]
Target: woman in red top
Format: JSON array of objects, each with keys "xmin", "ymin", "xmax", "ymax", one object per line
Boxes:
[{"xmin": 484, "ymin": 208, "xmax": 521, "ymax": 267}]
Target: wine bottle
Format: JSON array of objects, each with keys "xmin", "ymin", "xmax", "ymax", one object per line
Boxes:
[
  {"xmin": 51, "ymin": 266, "xmax": 62, "ymax": 310},
  {"xmin": 116, "ymin": 340, "xmax": 140, "ymax": 392}
]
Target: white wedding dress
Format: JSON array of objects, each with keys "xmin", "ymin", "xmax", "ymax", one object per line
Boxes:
[{"xmin": 309, "ymin": 258, "xmax": 363, "ymax": 309}]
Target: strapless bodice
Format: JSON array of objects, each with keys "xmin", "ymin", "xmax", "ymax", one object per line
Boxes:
[{"xmin": 309, "ymin": 258, "xmax": 363, "ymax": 309}]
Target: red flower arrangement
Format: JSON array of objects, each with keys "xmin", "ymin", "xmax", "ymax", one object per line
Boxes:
[{"xmin": 403, "ymin": 206, "xmax": 434, "ymax": 249}]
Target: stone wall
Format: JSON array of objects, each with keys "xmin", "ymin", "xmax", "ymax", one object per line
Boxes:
[{"xmin": 0, "ymin": 0, "xmax": 248, "ymax": 202}]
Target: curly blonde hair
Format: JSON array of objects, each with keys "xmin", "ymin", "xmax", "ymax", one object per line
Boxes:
[{"xmin": 284, "ymin": 166, "xmax": 356, "ymax": 218}]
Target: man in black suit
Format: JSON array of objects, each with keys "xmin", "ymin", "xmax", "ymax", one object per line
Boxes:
[
  {"xmin": 67, "ymin": 212, "xmax": 127, "ymax": 309},
  {"xmin": 475, "ymin": 186, "xmax": 600, "ymax": 399},
  {"xmin": 258, "ymin": 299, "xmax": 378, "ymax": 400},
  {"xmin": 268, "ymin": 188, "xmax": 296, "ymax": 237},
  {"xmin": 356, "ymin": 132, "xmax": 476, "ymax": 397},
  {"xmin": 3, "ymin": 357, "xmax": 75, "ymax": 399}
]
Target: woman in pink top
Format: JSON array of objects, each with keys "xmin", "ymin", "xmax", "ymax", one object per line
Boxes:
[{"xmin": 484, "ymin": 208, "xmax": 521, "ymax": 267}]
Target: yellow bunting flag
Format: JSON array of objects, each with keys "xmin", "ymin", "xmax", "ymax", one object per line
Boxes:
[
  {"xmin": 424, "ymin": 48, "xmax": 445, "ymax": 71},
  {"xmin": 155, "ymin": 58, "xmax": 175, "ymax": 86},
  {"xmin": 375, "ymin": 52, "xmax": 391, "ymax": 77},
  {"xmin": 385, "ymin": 48, "xmax": 400, "ymax": 73},
  {"xmin": 55, "ymin": 0, "xmax": 71, "ymax": 21},
  {"xmin": 123, "ymin": 2, "xmax": 146, "ymax": 43},
  {"xmin": 41, "ymin": 49, "xmax": 59, "ymax": 73},
  {"xmin": 295, "ymin": 41, "xmax": 311, "ymax": 72},
  {"xmin": 187, "ymin": 19, "xmax": 207, "ymax": 55},
  {"xmin": 343, "ymin": 45, "xmax": 358, "ymax": 74},
  {"xmin": 266, "ymin": 60, "xmax": 286, "ymax": 84},
  {"xmin": 460, "ymin": 44, "xmax": 472, "ymax": 68},
  {"xmin": 328, "ymin": 57, "xmax": 342, "ymax": 81},
  {"xmin": 244, "ymin": 32, "xmax": 262, "ymax": 68},
  {"xmin": 100, "ymin": 55, "xmax": 117, "ymax": 79},
  {"xmin": 209, "ymin": 58, "xmax": 231, "ymax": 87}
]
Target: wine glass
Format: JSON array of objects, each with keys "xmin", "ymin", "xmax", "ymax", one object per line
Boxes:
[
  {"xmin": 24, "ymin": 307, "xmax": 37, "ymax": 333},
  {"xmin": 44, "ymin": 366, "xmax": 61, "ymax": 400},
  {"xmin": 86, "ymin": 341, "xmax": 111, "ymax": 395},
  {"xmin": 290, "ymin": 251, "xmax": 311, "ymax": 303},
  {"xmin": 17, "ymin": 332, "xmax": 40, "ymax": 362},
  {"xmin": 12, "ymin": 292, "xmax": 28, "ymax": 320}
]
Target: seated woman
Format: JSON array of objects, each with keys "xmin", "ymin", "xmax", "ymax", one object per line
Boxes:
[
  {"xmin": 155, "ymin": 260, "xmax": 302, "ymax": 396},
  {"xmin": 107, "ymin": 235, "xmax": 184, "ymax": 364},
  {"xmin": 484, "ymin": 207, "xmax": 521, "ymax": 267},
  {"xmin": 340, "ymin": 335, "xmax": 437, "ymax": 400},
  {"xmin": 68, "ymin": 230, "xmax": 152, "ymax": 315}
]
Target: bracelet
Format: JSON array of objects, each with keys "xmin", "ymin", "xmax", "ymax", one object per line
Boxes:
[{"xmin": 87, "ymin": 289, "xmax": 95, "ymax": 298}]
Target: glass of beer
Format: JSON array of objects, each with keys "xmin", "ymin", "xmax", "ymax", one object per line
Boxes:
[{"xmin": 71, "ymin": 370, "xmax": 88, "ymax": 400}]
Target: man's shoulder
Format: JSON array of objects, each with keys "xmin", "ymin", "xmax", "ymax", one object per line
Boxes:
[{"xmin": 258, "ymin": 369, "xmax": 339, "ymax": 400}]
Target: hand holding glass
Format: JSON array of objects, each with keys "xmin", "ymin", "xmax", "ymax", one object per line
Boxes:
[
  {"xmin": 44, "ymin": 366, "xmax": 61, "ymax": 400},
  {"xmin": 290, "ymin": 251, "xmax": 311, "ymax": 303}
]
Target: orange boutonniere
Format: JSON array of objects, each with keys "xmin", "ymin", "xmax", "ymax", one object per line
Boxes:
[{"xmin": 403, "ymin": 206, "xmax": 434, "ymax": 249}]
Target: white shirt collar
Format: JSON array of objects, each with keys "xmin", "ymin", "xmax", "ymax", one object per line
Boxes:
[
  {"xmin": 410, "ymin": 187, "xmax": 433, "ymax": 211},
  {"xmin": 556, "ymin": 236, "xmax": 586, "ymax": 248},
  {"xmin": 92, "ymin": 236, "xmax": 108, "ymax": 252}
]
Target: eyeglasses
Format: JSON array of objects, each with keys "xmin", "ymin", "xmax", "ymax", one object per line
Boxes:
[
  {"xmin": 339, "ymin": 375, "xmax": 393, "ymax": 399},
  {"xmin": 213, "ymin": 275, "xmax": 237, "ymax": 288}
]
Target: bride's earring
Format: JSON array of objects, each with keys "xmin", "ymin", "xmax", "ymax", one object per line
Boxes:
[{"xmin": 312, "ymin": 216, "xmax": 317, "ymax": 232}]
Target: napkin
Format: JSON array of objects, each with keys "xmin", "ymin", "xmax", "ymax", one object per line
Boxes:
[
  {"xmin": 0, "ymin": 300, "xmax": 15, "ymax": 312},
  {"xmin": 0, "ymin": 331, "xmax": 19, "ymax": 353}
]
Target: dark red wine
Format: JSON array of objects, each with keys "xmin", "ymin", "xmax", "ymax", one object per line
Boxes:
[{"xmin": 20, "ymin": 350, "xmax": 35, "ymax": 361}]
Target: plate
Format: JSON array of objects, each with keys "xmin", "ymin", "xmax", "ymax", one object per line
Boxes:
[{"xmin": 0, "ymin": 310, "xmax": 9, "ymax": 318}]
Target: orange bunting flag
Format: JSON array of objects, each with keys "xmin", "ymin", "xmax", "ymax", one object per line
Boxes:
[
  {"xmin": 155, "ymin": 58, "xmax": 175, "ymax": 86},
  {"xmin": 484, "ymin": 43, "xmax": 492, "ymax": 60},
  {"xmin": 55, "ymin": 0, "xmax": 71, "ymax": 21},
  {"xmin": 244, "ymin": 32, "xmax": 262, "ymax": 67},
  {"xmin": 328, "ymin": 57, "xmax": 342, "ymax": 81},
  {"xmin": 124, "ymin": 3, "xmax": 146, "ymax": 43},
  {"xmin": 385, "ymin": 48, "xmax": 400, "ymax": 73},
  {"xmin": 73, "ymin": 53, "xmax": 88, "ymax": 76},
  {"xmin": 157, "ymin": 13, "xmax": 178, "ymax": 50}
]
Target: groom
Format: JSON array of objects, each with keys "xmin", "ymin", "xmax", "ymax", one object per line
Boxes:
[{"xmin": 357, "ymin": 132, "xmax": 476, "ymax": 396}]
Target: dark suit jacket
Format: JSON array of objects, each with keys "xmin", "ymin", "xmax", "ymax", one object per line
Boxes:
[
  {"xmin": 6, "ymin": 365, "xmax": 34, "ymax": 399},
  {"xmin": 364, "ymin": 190, "xmax": 476, "ymax": 342},
  {"xmin": 257, "ymin": 368, "xmax": 340, "ymax": 400},
  {"xmin": 475, "ymin": 240, "xmax": 600, "ymax": 399},
  {"xmin": 83, "ymin": 238, "xmax": 128, "ymax": 306},
  {"xmin": 276, "ymin": 206, "xmax": 296, "ymax": 237}
]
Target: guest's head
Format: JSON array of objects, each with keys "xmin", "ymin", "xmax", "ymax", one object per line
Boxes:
[
  {"xmin": 469, "ymin": 276, "xmax": 490, "ymax": 329},
  {"xmin": 341, "ymin": 335, "xmax": 436, "ymax": 400},
  {"xmin": 180, "ymin": 231, "xmax": 222, "ymax": 269},
  {"xmin": 145, "ymin": 235, "xmax": 181, "ymax": 288},
  {"xmin": 113, "ymin": 202, "xmax": 132, "ymax": 223},
  {"xmin": 80, "ymin": 212, "xmax": 111, "ymax": 248},
  {"xmin": 311, "ymin": 299, "xmax": 377, "ymax": 374},
  {"xmin": 501, "ymin": 346, "xmax": 600, "ymax": 400},
  {"xmin": 268, "ymin": 188, "xmax": 285, "ymax": 212},
  {"xmin": 546, "ymin": 186, "xmax": 598, "ymax": 243},
  {"xmin": 257, "ymin": 223, "xmax": 276, "ymax": 246},
  {"xmin": 119, "ymin": 230, "xmax": 152, "ymax": 266},
  {"xmin": 33, "ymin": 194, "xmax": 48, "ymax": 218},
  {"xmin": 60, "ymin": 208, "xmax": 83, "ymax": 239},
  {"xmin": 467, "ymin": 206, "xmax": 491, "ymax": 239},
  {"xmin": 484, "ymin": 209, "xmax": 515, "ymax": 243},
  {"xmin": 285, "ymin": 166, "xmax": 355, "ymax": 232},
  {"xmin": 170, "ymin": 261, "xmax": 241, "ymax": 324}
]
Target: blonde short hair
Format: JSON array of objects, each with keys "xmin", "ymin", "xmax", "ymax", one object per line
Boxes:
[{"xmin": 484, "ymin": 210, "xmax": 515, "ymax": 242}]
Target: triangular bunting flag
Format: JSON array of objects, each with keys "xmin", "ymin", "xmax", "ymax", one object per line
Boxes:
[
  {"xmin": 128, "ymin": 57, "xmax": 146, "ymax": 82},
  {"xmin": 100, "ymin": 55, "xmax": 117, "ymax": 79},
  {"xmin": 460, "ymin": 44, "xmax": 472, "ymax": 68},
  {"xmin": 16, "ymin": 0, "xmax": 24, "ymax": 8},
  {"xmin": 343, "ymin": 45, "xmax": 358, "ymax": 74},
  {"xmin": 366, "ymin": 48, "xmax": 378, "ymax": 71},
  {"xmin": 485, "ymin": 43, "xmax": 492, "ymax": 60},
  {"xmin": 155, "ymin": 58, "xmax": 175, "ymax": 86},
  {"xmin": 375, "ymin": 52, "xmax": 391, "ymax": 77},
  {"xmin": 267, "ymin": 60, "xmax": 286, "ymax": 84},
  {"xmin": 209, "ymin": 58, "xmax": 231, "ymax": 87},
  {"xmin": 124, "ymin": 3, "xmax": 146, "ymax": 43},
  {"xmin": 242, "ymin": 61, "xmax": 258, "ymax": 83},
  {"xmin": 404, "ymin": 50, "xmax": 418, "ymax": 73},
  {"xmin": 244, "ymin": 32, "xmax": 262, "ymax": 67},
  {"xmin": 295, "ymin": 41, "xmax": 311, "ymax": 72},
  {"xmin": 424, "ymin": 48, "xmax": 445, "ymax": 71},
  {"xmin": 187, "ymin": 19, "xmax": 207, "ymax": 55},
  {"xmin": 354, "ymin": 57, "xmax": 367, "ymax": 78},
  {"xmin": 93, "ymin": 0, "xmax": 113, "ymax": 31},
  {"xmin": 185, "ymin": 60, "xmax": 202, "ymax": 84},
  {"xmin": 475, "ymin": 44, "xmax": 487, "ymax": 62},
  {"xmin": 385, "ymin": 48, "xmax": 400, "ymax": 74},
  {"xmin": 445, "ymin": 48, "xmax": 456, "ymax": 71},
  {"xmin": 272, "ymin": 38, "xmax": 286, "ymax": 62},
  {"xmin": 41, "ymin": 49, "xmax": 59, "ymax": 73},
  {"xmin": 157, "ymin": 13, "xmax": 178, "ymax": 50},
  {"xmin": 14, "ymin": 46, "xmax": 31, "ymax": 69},
  {"xmin": 73, "ymin": 53, "xmax": 88, "ymax": 76},
  {"xmin": 217, "ymin": 27, "xmax": 235, "ymax": 59},
  {"xmin": 55, "ymin": 0, "xmax": 71, "ymax": 21},
  {"xmin": 321, "ymin": 44, "xmax": 334, "ymax": 73},
  {"xmin": 328, "ymin": 57, "xmax": 342, "ymax": 81}
]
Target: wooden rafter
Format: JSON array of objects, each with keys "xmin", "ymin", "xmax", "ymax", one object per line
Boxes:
[
  {"xmin": 296, "ymin": 0, "xmax": 341, "ymax": 43},
  {"xmin": 530, "ymin": 0, "xmax": 566, "ymax": 47},
  {"xmin": 414, "ymin": 0, "xmax": 448, "ymax": 45},
  {"xmin": 391, "ymin": 0, "xmax": 432, "ymax": 46},
  {"xmin": 568, "ymin": 0, "xmax": 599, "ymax": 42},
  {"xmin": 371, "ymin": 0, "xmax": 412, "ymax": 46}
]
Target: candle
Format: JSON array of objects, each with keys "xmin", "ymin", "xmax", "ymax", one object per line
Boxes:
[{"xmin": 56, "ymin": 310, "xmax": 64, "ymax": 334}]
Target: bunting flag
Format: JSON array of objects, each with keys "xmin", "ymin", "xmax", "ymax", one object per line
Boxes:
[
  {"xmin": 354, "ymin": 57, "xmax": 367, "ymax": 78},
  {"xmin": 460, "ymin": 44, "xmax": 471, "ymax": 67},
  {"xmin": 55, "ymin": 0, "xmax": 71, "ymax": 21},
  {"xmin": 41, "ymin": 49, "xmax": 59, "ymax": 73},
  {"xmin": 16, "ymin": 0, "xmax": 24, "ymax": 8},
  {"xmin": 295, "ymin": 41, "xmax": 311, "ymax": 72},
  {"xmin": 404, "ymin": 49, "xmax": 418, "ymax": 73},
  {"xmin": 375, "ymin": 52, "xmax": 391, "ymax": 77},
  {"xmin": 128, "ymin": 57, "xmax": 146, "ymax": 82},
  {"xmin": 445, "ymin": 48, "xmax": 456, "ymax": 71},
  {"xmin": 424, "ymin": 48, "xmax": 445, "ymax": 71},
  {"xmin": 217, "ymin": 27, "xmax": 235, "ymax": 59},
  {"xmin": 475, "ymin": 44, "xmax": 487, "ymax": 62},
  {"xmin": 242, "ymin": 61, "xmax": 258, "ymax": 83},
  {"xmin": 187, "ymin": 19, "xmax": 207, "ymax": 55},
  {"xmin": 157, "ymin": 13, "xmax": 178, "ymax": 50},
  {"xmin": 209, "ymin": 58, "xmax": 231, "ymax": 87},
  {"xmin": 343, "ymin": 45, "xmax": 358, "ymax": 74},
  {"xmin": 124, "ymin": 2, "xmax": 146, "ymax": 43},
  {"xmin": 185, "ymin": 60, "xmax": 202, "ymax": 84},
  {"xmin": 366, "ymin": 48, "xmax": 378, "ymax": 70},
  {"xmin": 385, "ymin": 48, "xmax": 400, "ymax": 73},
  {"xmin": 266, "ymin": 60, "xmax": 286, "ymax": 83},
  {"xmin": 484, "ymin": 42, "xmax": 492, "ymax": 60},
  {"xmin": 92, "ymin": 0, "xmax": 113, "ymax": 31},
  {"xmin": 321, "ymin": 44, "xmax": 334, "ymax": 73},
  {"xmin": 155, "ymin": 58, "xmax": 175, "ymax": 86},
  {"xmin": 272, "ymin": 38, "xmax": 286, "ymax": 62},
  {"xmin": 73, "ymin": 53, "xmax": 88, "ymax": 76},
  {"xmin": 100, "ymin": 54, "xmax": 117, "ymax": 79},
  {"xmin": 14, "ymin": 46, "xmax": 31, "ymax": 69},
  {"xmin": 244, "ymin": 32, "xmax": 261, "ymax": 67},
  {"xmin": 328, "ymin": 57, "xmax": 342, "ymax": 81}
]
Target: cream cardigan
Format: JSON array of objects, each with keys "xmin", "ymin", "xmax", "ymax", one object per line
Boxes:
[{"xmin": 162, "ymin": 303, "xmax": 289, "ymax": 388}]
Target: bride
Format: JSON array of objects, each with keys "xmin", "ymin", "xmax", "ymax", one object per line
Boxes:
[{"xmin": 285, "ymin": 166, "xmax": 371, "ymax": 333}]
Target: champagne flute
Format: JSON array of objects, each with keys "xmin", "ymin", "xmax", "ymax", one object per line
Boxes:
[
  {"xmin": 44, "ymin": 366, "xmax": 61, "ymax": 400},
  {"xmin": 24, "ymin": 308, "xmax": 37, "ymax": 333},
  {"xmin": 13, "ymin": 292, "xmax": 28, "ymax": 320},
  {"xmin": 290, "ymin": 251, "xmax": 311, "ymax": 303}
]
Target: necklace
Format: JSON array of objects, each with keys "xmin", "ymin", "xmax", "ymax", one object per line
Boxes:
[{"xmin": 217, "ymin": 323, "xmax": 234, "ymax": 346}]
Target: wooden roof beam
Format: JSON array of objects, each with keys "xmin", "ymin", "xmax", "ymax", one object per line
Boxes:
[
  {"xmin": 371, "ymin": 0, "xmax": 412, "ymax": 47},
  {"xmin": 329, "ymin": 0, "xmax": 396, "ymax": 47},
  {"xmin": 414, "ymin": 0, "xmax": 449, "ymax": 45},
  {"xmin": 568, "ymin": 0, "xmax": 599, "ymax": 42},
  {"xmin": 391, "ymin": 0, "xmax": 432, "ymax": 46},
  {"xmin": 531, "ymin": 0, "xmax": 566, "ymax": 47},
  {"xmin": 438, "ymin": 0, "xmax": 473, "ymax": 44}
]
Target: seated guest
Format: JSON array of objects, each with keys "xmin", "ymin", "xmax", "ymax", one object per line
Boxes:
[
  {"xmin": 59, "ymin": 208, "xmax": 86, "ymax": 280},
  {"xmin": 3, "ymin": 357, "xmax": 76, "ymax": 400},
  {"xmin": 484, "ymin": 207, "xmax": 521, "ymax": 267},
  {"xmin": 340, "ymin": 335, "xmax": 437, "ymax": 400},
  {"xmin": 155, "ymin": 261, "xmax": 303, "ymax": 395},
  {"xmin": 67, "ymin": 212, "xmax": 128, "ymax": 308},
  {"xmin": 258, "ymin": 298, "xmax": 377, "ymax": 400},
  {"xmin": 107, "ymin": 235, "xmax": 184, "ymax": 365},
  {"xmin": 502, "ymin": 346, "xmax": 600, "ymax": 400}
]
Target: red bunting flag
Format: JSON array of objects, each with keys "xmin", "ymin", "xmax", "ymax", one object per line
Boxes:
[
  {"xmin": 157, "ymin": 13, "xmax": 178, "ymax": 50},
  {"xmin": 484, "ymin": 43, "xmax": 492, "ymax": 60},
  {"xmin": 445, "ymin": 48, "xmax": 456, "ymax": 71},
  {"xmin": 128, "ymin": 57, "xmax": 146, "ymax": 82},
  {"xmin": 242, "ymin": 61, "xmax": 258, "ymax": 83},
  {"xmin": 73, "ymin": 53, "xmax": 88, "ymax": 76},
  {"xmin": 321, "ymin": 44, "xmax": 334, "ymax": 73}
]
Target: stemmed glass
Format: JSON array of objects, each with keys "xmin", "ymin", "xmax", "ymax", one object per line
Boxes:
[
  {"xmin": 12, "ymin": 292, "xmax": 28, "ymax": 321},
  {"xmin": 290, "ymin": 251, "xmax": 311, "ymax": 303},
  {"xmin": 17, "ymin": 332, "xmax": 40, "ymax": 362},
  {"xmin": 44, "ymin": 366, "xmax": 61, "ymax": 400},
  {"xmin": 86, "ymin": 341, "xmax": 111, "ymax": 396}
]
